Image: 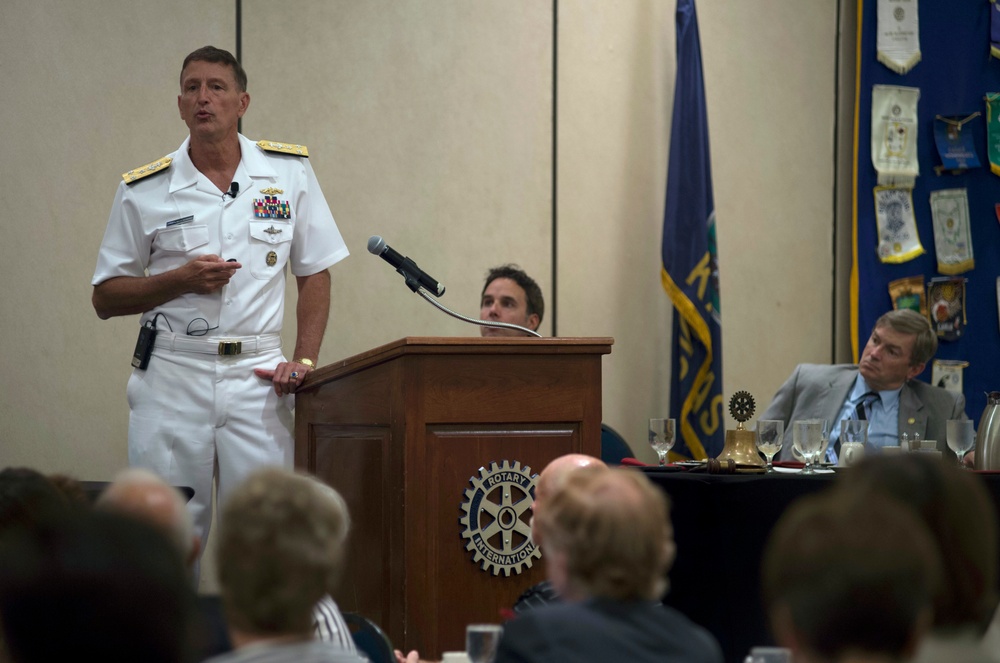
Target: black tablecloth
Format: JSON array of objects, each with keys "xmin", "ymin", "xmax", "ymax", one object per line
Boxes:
[{"xmin": 640, "ymin": 468, "xmax": 1000, "ymax": 663}]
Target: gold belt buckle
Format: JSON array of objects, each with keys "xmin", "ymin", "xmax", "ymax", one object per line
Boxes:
[{"xmin": 218, "ymin": 340, "xmax": 242, "ymax": 356}]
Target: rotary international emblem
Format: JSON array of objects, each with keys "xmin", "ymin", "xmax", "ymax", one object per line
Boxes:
[{"xmin": 460, "ymin": 460, "xmax": 541, "ymax": 577}]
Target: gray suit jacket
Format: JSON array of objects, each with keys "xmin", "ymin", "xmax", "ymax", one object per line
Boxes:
[{"xmin": 759, "ymin": 364, "xmax": 967, "ymax": 460}]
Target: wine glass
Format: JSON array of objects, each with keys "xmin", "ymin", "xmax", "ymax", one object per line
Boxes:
[
  {"xmin": 755, "ymin": 420, "xmax": 784, "ymax": 473},
  {"xmin": 466, "ymin": 624, "xmax": 503, "ymax": 663},
  {"xmin": 946, "ymin": 419, "xmax": 975, "ymax": 468},
  {"xmin": 648, "ymin": 418, "xmax": 676, "ymax": 466},
  {"xmin": 793, "ymin": 420, "xmax": 824, "ymax": 474}
]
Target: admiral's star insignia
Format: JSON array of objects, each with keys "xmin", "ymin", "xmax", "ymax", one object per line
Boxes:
[
  {"xmin": 122, "ymin": 156, "xmax": 173, "ymax": 184},
  {"xmin": 257, "ymin": 140, "xmax": 309, "ymax": 157}
]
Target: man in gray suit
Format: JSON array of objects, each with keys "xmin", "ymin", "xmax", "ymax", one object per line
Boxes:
[{"xmin": 760, "ymin": 309, "xmax": 968, "ymax": 463}]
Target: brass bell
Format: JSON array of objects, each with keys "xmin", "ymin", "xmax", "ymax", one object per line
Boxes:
[{"xmin": 716, "ymin": 390, "xmax": 765, "ymax": 468}]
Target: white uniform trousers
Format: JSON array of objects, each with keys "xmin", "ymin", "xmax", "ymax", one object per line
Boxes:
[{"xmin": 126, "ymin": 345, "xmax": 294, "ymax": 574}]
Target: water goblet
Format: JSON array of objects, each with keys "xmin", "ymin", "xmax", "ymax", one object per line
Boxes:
[
  {"xmin": 466, "ymin": 624, "xmax": 503, "ymax": 663},
  {"xmin": 755, "ymin": 420, "xmax": 784, "ymax": 473},
  {"xmin": 793, "ymin": 420, "xmax": 824, "ymax": 474},
  {"xmin": 946, "ymin": 419, "xmax": 975, "ymax": 468},
  {"xmin": 648, "ymin": 418, "xmax": 676, "ymax": 467}
]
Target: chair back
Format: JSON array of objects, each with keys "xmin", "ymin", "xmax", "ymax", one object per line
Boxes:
[
  {"xmin": 601, "ymin": 422, "xmax": 634, "ymax": 465},
  {"xmin": 343, "ymin": 612, "xmax": 394, "ymax": 663}
]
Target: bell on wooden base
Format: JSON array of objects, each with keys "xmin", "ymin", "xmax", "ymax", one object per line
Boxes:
[
  {"xmin": 716, "ymin": 424, "xmax": 766, "ymax": 467},
  {"xmin": 716, "ymin": 389, "xmax": 766, "ymax": 468}
]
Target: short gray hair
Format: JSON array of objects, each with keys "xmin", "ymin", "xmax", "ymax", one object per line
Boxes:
[
  {"xmin": 875, "ymin": 309, "xmax": 937, "ymax": 366},
  {"xmin": 218, "ymin": 467, "xmax": 350, "ymax": 636}
]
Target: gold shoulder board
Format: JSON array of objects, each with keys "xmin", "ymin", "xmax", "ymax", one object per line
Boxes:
[
  {"xmin": 122, "ymin": 156, "xmax": 173, "ymax": 184},
  {"xmin": 257, "ymin": 140, "xmax": 309, "ymax": 157}
]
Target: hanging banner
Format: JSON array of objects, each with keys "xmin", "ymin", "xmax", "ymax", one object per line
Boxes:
[
  {"xmin": 996, "ymin": 277, "xmax": 1000, "ymax": 335},
  {"xmin": 877, "ymin": 0, "xmax": 921, "ymax": 73},
  {"xmin": 932, "ymin": 359, "xmax": 968, "ymax": 394},
  {"xmin": 888, "ymin": 275, "xmax": 926, "ymax": 314},
  {"xmin": 933, "ymin": 113, "xmax": 981, "ymax": 174},
  {"xmin": 929, "ymin": 188, "xmax": 975, "ymax": 275},
  {"xmin": 986, "ymin": 94, "xmax": 1000, "ymax": 176},
  {"xmin": 872, "ymin": 85, "xmax": 920, "ymax": 186},
  {"xmin": 928, "ymin": 276, "xmax": 967, "ymax": 341},
  {"xmin": 992, "ymin": 1, "xmax": 1000, "ymax": 59},
  {"xmin": 874, "ymin": 186, "xmax": 924, "ymax": 262}
]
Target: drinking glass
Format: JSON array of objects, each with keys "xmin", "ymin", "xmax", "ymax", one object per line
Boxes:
[
  {"xmin": 744, "ymin": 647, "xmax": 793, "ymax": 663},
  {"xmin": 648, "ymin": 418, "xmax": 676, "ymax": 467},
  {"xmin": 946, "ymin": 419, "xmax": 975, "ymax": 468},
  {"xmin": 755, "ymin": 420, "xmax": 784, "ymax": 473},
  {"xmin": 813, "ymin": 418, "xmax": 831, "ymax": 469},
  {"xmin": 743, "ymin": 647, "xmax": 792, "ymax": 663},
  {"xmin": 466, "ymin": 624, "xmax": 503, "ymax": 663},
  {"xmin": 793, "ymin": 420, "xmax": 824, "ymax": 474},
  {"xmin": 839, "ymin": 419, "xmax": 868, "ymax": 467}
]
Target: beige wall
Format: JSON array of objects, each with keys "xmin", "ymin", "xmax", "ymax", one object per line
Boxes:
[{"xmin": 1, "ymin": 3, "xmax": 838, "ymax": 481}]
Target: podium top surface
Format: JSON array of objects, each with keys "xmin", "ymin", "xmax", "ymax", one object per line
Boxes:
[{"xmin": 304, "ymin": 336, "xmax": 614, "ymax": 386}]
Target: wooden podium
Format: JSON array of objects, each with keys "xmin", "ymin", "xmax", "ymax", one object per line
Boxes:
[{"xmin": 294, "ymin": 336, "xmax": 613, "ymax": 657}]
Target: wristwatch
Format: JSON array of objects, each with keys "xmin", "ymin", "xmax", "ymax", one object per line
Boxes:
[{"xmin": 295, "ymin": 358, "xmax": 316, "ymax": 368}]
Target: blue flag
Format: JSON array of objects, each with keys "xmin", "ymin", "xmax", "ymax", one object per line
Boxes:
[{"xmin": 660, "ymin": 0, "xmax": 724, "ymax": 459}]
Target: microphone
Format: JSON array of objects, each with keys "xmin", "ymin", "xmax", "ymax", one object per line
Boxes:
[
  {"xmin": 224, "ymin": 182, "xmax": 239, "ymax": 198},
  {"xmin": 367, "ymin": 235, "xmax": 446, "ymax": 297}
]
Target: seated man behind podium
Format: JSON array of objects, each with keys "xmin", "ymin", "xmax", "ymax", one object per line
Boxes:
[
  {"xmin": 760, "ymin": 309, "xmax": 967, "ymax": 463},
  {"xmin": 494, "ymin": 467, "xmax": 723, "ymax": 663},
  {"xmin": 479, "ymin": 265, "xmax": 543, "ymax": 337},
  {"xmin": 208, "ymin": 467, "xmax": 365, "ymax": 663}
]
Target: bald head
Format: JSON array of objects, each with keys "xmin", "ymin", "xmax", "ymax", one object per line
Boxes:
[
  {"xmin": 532, "ymin": 454, "xmax": 605, "ymax": 548},
  {"xmin": 535, "ymin": 454, "xmax": 606, "ymax": 506},
  {"xmin": 97, "ymin": 469, "xmax": 197, "ymax": 564}
]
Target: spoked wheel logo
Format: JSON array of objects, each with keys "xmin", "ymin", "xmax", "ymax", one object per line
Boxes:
[{"xmin": 459, "ymin": 460, "xmax": 541, "ymax": 576}]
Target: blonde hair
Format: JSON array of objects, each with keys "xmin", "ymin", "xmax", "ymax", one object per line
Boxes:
[
  {"xmin": 218, "ymin": 467, "xmax": 350, "ymax": 635},
  {"xmin": 534, "ymin": 467, "xmax": 674, "ymax": 601}
]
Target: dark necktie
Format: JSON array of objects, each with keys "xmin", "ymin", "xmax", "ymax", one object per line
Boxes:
[{"xmin": 855, "ymin": 391, "xmax": 880, "ymax": 421}]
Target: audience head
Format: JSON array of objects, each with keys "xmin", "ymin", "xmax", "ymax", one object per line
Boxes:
[
  {"xmin": 531, "ymin": 454, "xmax": 606, "ymax": 550},
  {"xmin": 480, "ymin": 264, "xmax": 544, "ymax": 337},
  {"xmin": 0, "ymin": 510, "xmax": 195, "ymax": 663},
  {"xmin": 762, "ymin": 489, "xmax": 940, "ymax": 663},
  {"xmin": 217, "ymin": 467, "xmax": 350, "ymax": 639},
  {"xmin": 0, "ymin": 467, "xmax": 70, "ymax": 533},
  {"xmin": 533, "ymin": 466, "xmax": 675, "ymax": 602},
  {"xmin": 96, "ymin": 468, "xmax": 199, "ymax": 566},
  {"xmin": 531, "ymin": 454, "xmax": 606, "ymax": 542},
  {"xmin": 46, "ymin": 474, "xmax": 89, "ymax": 507},
  {"xmin": 838, "ymin": 454, "xmax": 998, "ymax": 632}
]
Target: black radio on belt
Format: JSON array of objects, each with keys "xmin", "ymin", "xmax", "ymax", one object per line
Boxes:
[{"xmin": 132, "ymin": 321, "xmax": 157, "ymax": 369}]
